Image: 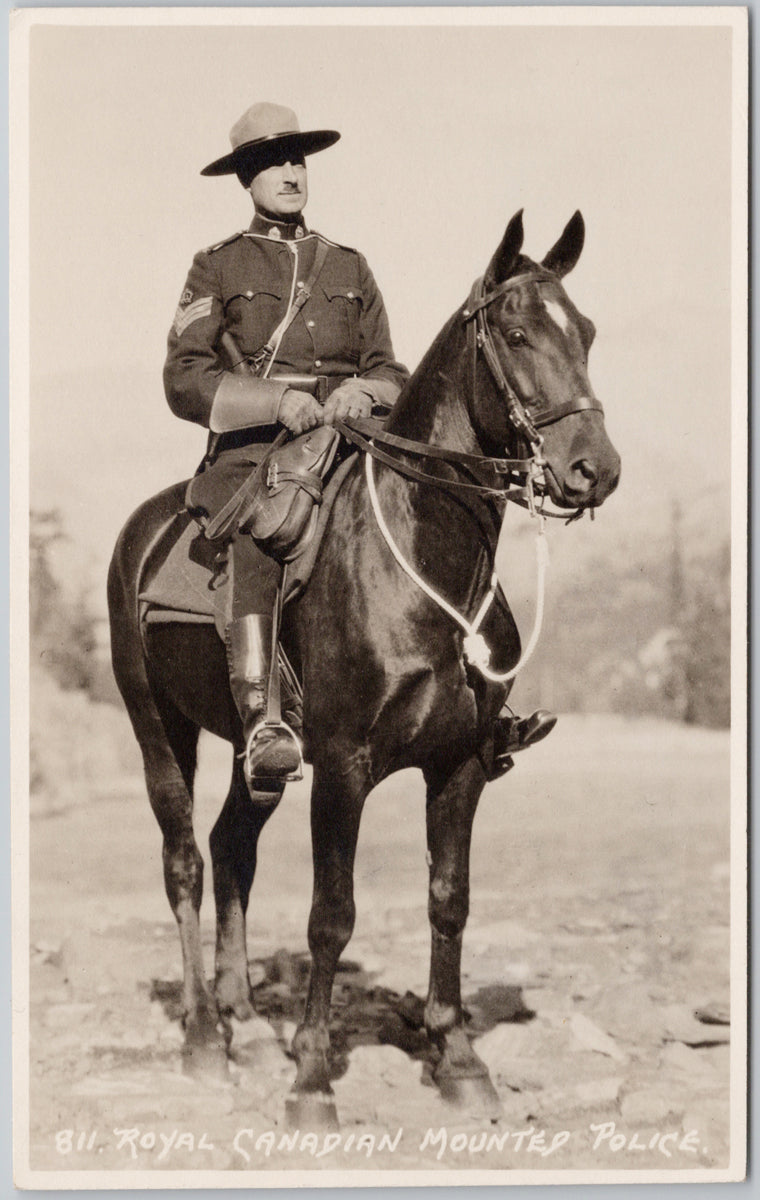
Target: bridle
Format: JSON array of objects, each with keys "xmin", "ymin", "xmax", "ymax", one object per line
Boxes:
[
  {"xmin": 334, "ymin": 267, "xmax": 608, "ymax": 683},
  {"xmin": 338, "ymin": 267, "xmax": 605, "ymax": 521},
  {"xmin": 463, "ymin": 269, "xmax": 605, "ymax": 452}
]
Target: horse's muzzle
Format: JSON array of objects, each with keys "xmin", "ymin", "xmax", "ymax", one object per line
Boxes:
[{"xmin": 545, "ymin": 449, "xmax": 621, "ymax": 509}]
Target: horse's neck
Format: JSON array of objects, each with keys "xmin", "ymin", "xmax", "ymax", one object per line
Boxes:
[
  {"xmin": 387, "ymin": 314, "xmax": 480, "ymax": 457},
  {"xmin": 368, "ymin": 314, "xmax": 502, "ymax": 611}
]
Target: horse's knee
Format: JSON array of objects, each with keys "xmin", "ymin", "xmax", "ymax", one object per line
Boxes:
[
  {"xmin": 210, "ymin": 808, "xmax": 260, "ymax": 905},
  {"xmin": 429, "ymin": 874, "xmax": 468, "ymax": 940},
  {"xmin": 209, "ymin": 815, "xmax": 231, "ymax": 863}
]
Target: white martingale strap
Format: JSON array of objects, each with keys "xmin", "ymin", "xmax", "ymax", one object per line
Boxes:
[
  {"xmin": 366, "ymin": 450, "xmax": 549, "ymax": 684},
  {"xmin": 173, "ymin": 296, "xmax": 213, "ymax": 337}
]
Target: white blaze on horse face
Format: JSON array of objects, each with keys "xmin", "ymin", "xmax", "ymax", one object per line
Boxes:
[{"xmin": 543, "ymin": 298, "xmax": 571, "ymax": 336}]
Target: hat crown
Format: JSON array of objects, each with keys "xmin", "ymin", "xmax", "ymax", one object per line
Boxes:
[
  {"xmin": 201, "ymin": 102, "xmax": 339, "ymax": 176},
  {"xmin": 230, "ymin": 102, "xmax": 301, "ymax": 151}
]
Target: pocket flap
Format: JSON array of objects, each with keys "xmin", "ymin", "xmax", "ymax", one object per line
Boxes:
[
  {"xmin": 227, "ymin": 286, "xmax": 283, "ymax": 305},
  {"xmin": 321, "ymin": 283, "xmax": 363, "ymax": 304}
]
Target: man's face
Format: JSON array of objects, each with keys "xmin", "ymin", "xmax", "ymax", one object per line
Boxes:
[{"xmin": 249, "ymin": 149, "xmax": 308, "ymax": 218}]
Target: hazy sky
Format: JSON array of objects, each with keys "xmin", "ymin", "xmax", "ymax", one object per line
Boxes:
[{"xmin": 18, "ymin": 9, "xmax": 744, "ymax": 606}]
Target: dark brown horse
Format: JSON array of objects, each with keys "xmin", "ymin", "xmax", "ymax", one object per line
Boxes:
[{"xmin": 108, "ymin": 211, "xmax": 620, "ymax": 1127}]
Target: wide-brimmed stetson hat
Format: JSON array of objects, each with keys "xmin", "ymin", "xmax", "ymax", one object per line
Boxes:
[{"xmin": 201, "ymin": 102, "xmax": 340, "ymax": 177}]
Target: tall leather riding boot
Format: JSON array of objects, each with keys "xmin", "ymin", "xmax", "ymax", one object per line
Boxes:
[{"xmin": 225, "ymin": 614, "xmax": 302, "ymax": 790}]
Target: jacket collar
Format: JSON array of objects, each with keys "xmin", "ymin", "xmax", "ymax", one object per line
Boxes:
[{"xmin": 247, "ymin": 212, "xmax": 307, "ymax": 242}]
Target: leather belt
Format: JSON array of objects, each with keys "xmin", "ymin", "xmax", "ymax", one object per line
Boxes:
[{"xmin": 271, "ymin": 373, "xmax": 346, "ymax": 405}]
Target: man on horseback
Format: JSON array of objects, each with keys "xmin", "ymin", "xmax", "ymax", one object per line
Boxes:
[
  {"xmin": 163, "ymin": 100, "xmax": 556, "ymax": 796},
  {"xmin": 163, "ymin": 102, "xmax": 409, "ymax": 791}
]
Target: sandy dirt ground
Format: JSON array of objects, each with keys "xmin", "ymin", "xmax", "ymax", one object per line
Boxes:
[{"xmin": 25, "ymin": 711, "xmax": 735, "ymax": 1180}]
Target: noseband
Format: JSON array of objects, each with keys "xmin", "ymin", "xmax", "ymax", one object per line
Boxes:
[{"xmin": 462, "ymin": 270, "xmax": 605, "ymax": 450}]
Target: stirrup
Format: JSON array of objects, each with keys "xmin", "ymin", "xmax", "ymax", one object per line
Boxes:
[
  {"xmin": 493, "ymin": 708, "xmax": 557, "ymax": 763},
  {"xmin": 241, "ymin": 719, "xmax": 304, "ymax": 785}
]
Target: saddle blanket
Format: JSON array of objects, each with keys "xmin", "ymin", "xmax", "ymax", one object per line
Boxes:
[{"xmin": 139, "ymin": 452, "xmax": 359, "ymax": 629}]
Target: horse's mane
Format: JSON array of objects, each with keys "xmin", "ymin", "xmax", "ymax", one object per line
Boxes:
[
  {"xmin": 386, "ymin": 309, "xmax": 463, "ymax": 431},
  {"xmin": 388, "ymin": 254, "xmax": 541, "ymax": 429}
]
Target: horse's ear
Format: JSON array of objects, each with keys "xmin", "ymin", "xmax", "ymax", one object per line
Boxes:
[
  {"xmin": 485, "ymin": 210, "xmax": 524, "ymax": 285},
  {"xmin": 541, "ymin": 211, "xmax": 585, "ymax": 278}
]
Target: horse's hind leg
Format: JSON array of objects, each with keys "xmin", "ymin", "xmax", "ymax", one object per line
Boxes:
[
  {"xmin": 138, "ymin": 688, "xmax": 228, "ymax": 1076},
  {"xmin": 423, "ymin": 755, "xmax": 501, "ymax": 1117},
  {"xmin": 210, "ymin": 760, "xmax": 284, "ymax": 1020}
]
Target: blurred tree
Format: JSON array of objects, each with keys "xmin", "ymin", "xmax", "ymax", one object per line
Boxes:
[
  {"xmin": 29, "ymin": 509, "xmax": 63, "ymax": 638},
  {"xmin": 514, "ymin": 528, "xmax": 730, "ymax": 729},
  {"xmin": 681, "ymin": 539, "xmax": 731, "ymax": 727},
  {"xmin": 30, "ymin": 508, "xmax": 97, "ymax": 692}
]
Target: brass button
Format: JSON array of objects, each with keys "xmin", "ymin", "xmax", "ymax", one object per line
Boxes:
[{"xmin": 314, "ymin": 359, "xmax": 322, "ymax": 367}]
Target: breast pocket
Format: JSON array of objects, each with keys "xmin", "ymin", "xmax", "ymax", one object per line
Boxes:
[
  {"xmin": 320, "ymin": 283, "xmax": 363, "ymax": 364},
  {"xmin": 223, "ymin": 288, "xmax": 283, "ymax": 354}
]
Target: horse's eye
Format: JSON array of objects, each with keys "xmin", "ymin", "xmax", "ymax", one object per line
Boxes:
[{"xmin": 506, "ymin": 329, "xmax": 527, "ymax": 348}]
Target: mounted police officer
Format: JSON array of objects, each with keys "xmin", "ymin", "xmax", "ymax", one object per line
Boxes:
[
  {"xmin": 164, "ymin": 101, "xmax": 555, "ymax": 797},
  {"xmin": 164, "ymin": 102, "xmax": 409, "ymax": 793}
]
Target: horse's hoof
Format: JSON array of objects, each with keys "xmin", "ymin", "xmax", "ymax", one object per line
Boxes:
[
  {"xmin": 225, "ymin": 997, "xmax": 255, "ymax": 1022},
  {"xmin": 181, "ymin": 1041, "xmax": 230, "ymax": 1084},
  {"xmin": 437, "ymin": 1073, "xmax": 502, "ymax": 1119},
  {"xmin": 285, "ymin": 1092, "xmax": 340, "ymax": 1132},
  {"xmin": 215, "ymin": 970, "xmax": 255, "ymax": 1021}
]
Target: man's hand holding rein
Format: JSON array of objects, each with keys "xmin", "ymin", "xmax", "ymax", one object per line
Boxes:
[
  {"xmin": 277, "ymin": 388, "xmax": 324, "ymax": 434},
  {"xmin": 322, "ymin": 380, "xmax": 373, "ymax": 426}
]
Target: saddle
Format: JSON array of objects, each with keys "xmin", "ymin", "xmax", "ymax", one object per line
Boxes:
[{"xmin": 138, "ymin": 450, "xmax": 358, "ymax": 634}]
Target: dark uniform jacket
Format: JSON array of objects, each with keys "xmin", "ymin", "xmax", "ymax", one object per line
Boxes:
[{"xmin": 164, "ymin": 212, "xmax": 409, "ymax": 444}]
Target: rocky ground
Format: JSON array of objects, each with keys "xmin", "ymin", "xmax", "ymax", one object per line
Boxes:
[{"xmin": 24, "ymin": 706, "xmax": 738, "ymax": 1181}]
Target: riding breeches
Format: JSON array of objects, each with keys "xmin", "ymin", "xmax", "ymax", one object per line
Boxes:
[
  {"xmin": 186, "ymin": 444, "xmax": 283, "ymax": 620},
  {"xmin": 230, "ymin": 533, "xmax": 282, "ymax": 621}
]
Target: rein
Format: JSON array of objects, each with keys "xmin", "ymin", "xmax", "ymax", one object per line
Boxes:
[{"xmin": 335, "ymin": 415, "xmax": 537, "ymax": 503}]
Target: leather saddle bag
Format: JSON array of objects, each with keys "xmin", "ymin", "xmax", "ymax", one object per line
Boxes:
[{"xmin": 198, "ymin": 425, "xmax": 341, "ymax": 562}]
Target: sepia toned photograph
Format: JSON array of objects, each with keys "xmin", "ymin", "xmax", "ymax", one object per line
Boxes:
[{"xmin": 11, "ymin": 6, "xmax": 747, "ymax": 1188}]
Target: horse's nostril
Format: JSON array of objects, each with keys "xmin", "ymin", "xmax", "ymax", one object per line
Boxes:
[{"xmin": 573, "ymin": 459, "xmax": 598, "ymax": 486}]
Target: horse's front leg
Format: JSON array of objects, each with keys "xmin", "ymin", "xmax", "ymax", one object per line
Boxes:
[
  {"xmin": 288, "ymin": 759, "xmax": 369, "ymax": 1130},
  {"xmin": 424, "ymin": 754, "xmax": 501, "ymax": 1117},
  {"xmin": 210, "ymin": 758, "xmax": 284, "ymax": 1020}
]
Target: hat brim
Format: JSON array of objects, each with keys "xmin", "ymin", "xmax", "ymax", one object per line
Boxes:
[{"xmin": 201, "ymin": 129, "xmax": 340, "ymax": 177}]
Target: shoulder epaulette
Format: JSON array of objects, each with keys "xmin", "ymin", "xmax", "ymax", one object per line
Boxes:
[
  {"xmin": 207, "ymin": 231, "xmax": 245, "ymax": 254},
  {"xmin": 312, "ymin": 229, "xmax": 358, "ymax": 255}
]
